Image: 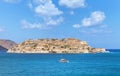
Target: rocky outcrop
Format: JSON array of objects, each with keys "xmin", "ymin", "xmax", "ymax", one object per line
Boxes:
[
  {"xmin": 0, "ymin": 39, "xmax": 17, "ymax": 50},
  {"xmin": 7, "ymin": 38, "xmax": 107, "ymax": 53}
]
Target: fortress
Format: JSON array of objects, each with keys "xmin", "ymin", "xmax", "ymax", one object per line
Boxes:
[{"xmin": 8, "ymin": 38, "xmax": 106, "ymax": 53}]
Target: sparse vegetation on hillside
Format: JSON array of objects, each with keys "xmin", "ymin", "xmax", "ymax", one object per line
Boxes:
[{"xmin": 8, "ymin": 38, "xmax": 106, "ymax": 53}]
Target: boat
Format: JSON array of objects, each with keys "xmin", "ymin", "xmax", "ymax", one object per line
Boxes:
[{"xmin": 59, "ymin": 58, "xmax": 69, "ymax": 63}]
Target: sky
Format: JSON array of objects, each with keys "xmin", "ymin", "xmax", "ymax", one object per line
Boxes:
[{"xmin": 0, "ymin": 0, "xmax": 120, "ymax": 49}]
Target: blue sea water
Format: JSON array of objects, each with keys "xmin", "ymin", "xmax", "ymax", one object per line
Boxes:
[{"xmin": 0, "ymin": 49, "xmax": 120, "ymax": 76}]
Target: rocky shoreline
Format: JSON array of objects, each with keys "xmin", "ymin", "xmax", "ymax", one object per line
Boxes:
[{"xmin": 8, "ymin": 38, "xmax": 107, "ymax": 53}]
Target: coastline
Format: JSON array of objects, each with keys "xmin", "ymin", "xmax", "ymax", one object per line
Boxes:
[{"xmin": 7, "ymin": 49, "xmax": 109, "ymax": 54}]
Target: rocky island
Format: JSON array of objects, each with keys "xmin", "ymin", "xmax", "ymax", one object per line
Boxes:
[{"xmin": 7, "ymin": 38, "xmax": 107, "ymax": 53}]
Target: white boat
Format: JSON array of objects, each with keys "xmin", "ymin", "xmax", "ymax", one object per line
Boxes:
[{"xmin": 59, "ymin": 58, "xmax": 69, "ymax": 63}]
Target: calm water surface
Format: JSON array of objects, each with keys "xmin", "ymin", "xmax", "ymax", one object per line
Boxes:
[{"xmin": 0, "ymin": 50, "xmax": 120, "ymax": 76}]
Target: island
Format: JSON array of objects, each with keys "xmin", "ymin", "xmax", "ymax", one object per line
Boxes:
[{"xmin": 7, "ymin": 38, "xmax": 107, "ymax": 53}]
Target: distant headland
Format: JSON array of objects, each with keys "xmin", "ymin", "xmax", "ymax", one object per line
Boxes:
[
  {"xmin": 0, "ymin": 39, "xmax": 17, "ymax": 52},
  {"xmin": 7, "ymin": 38, "xmax": 108, "ymax": 53}
]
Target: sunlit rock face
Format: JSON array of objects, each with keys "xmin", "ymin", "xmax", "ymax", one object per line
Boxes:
[{"xmin": 8, "ymin": 38, "xmax": 106, "ymax": 53}]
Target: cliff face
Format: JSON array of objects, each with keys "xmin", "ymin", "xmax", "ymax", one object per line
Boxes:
[
  {"xmin": 0, "ymin": 39, "xmax": 17, "ymax": 50},
  {"xmin": 8, "ymin": 38, "xmax": 106, "ymax": 53}
]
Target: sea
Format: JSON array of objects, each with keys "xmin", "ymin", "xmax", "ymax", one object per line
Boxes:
[{"xmin": 0, "ymin": 49, "xmax": 120, "ymax": 76}]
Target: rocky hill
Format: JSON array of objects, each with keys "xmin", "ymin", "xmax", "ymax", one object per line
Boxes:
[
  {"xmin": 0, "ymin": 39, "xmax": 17, "ymax": 51},
  {"xmin": 8, "ymin": 38, "xmax": 107, "ymax": 53}
]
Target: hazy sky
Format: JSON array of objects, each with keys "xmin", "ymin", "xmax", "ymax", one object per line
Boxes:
[{"xmin": 0, "ymin": 0, "xmax": 120, "ymax": 49}]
